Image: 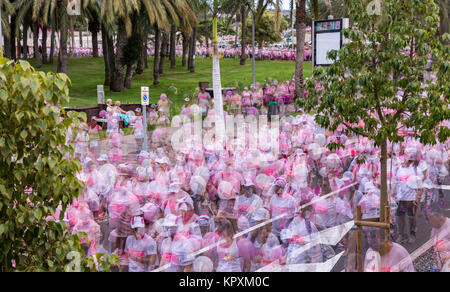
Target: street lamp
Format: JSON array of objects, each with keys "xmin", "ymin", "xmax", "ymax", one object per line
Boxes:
[{"xmin": 249, "ymin": 1, "xmax": 256, "ymax": 89}]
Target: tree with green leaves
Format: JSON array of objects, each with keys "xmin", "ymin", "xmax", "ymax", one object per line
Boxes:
[
  {"xmin": 0, "ymin": 57, "xmax": 118, "ymax": 272},
  {"xmin": 299, "ymin": 0, "xmax": 450, "ymax": 228},
  {"xmin": 245, "ymin": 10, "xmax": 288, "ymax": 47}
]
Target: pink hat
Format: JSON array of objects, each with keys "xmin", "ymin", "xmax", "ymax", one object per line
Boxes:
[{"xmin": 141, "ymin": 203, "xmax": 158, "ymax": 222}]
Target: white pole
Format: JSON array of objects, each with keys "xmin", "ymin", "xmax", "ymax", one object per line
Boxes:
[
  {"xmin": 143, "ymin": 104, "xmax": 148, "ymax": 151},
  {"xmin": 252, "ymin": 10, "xmax": 256, "ymax": 88}
]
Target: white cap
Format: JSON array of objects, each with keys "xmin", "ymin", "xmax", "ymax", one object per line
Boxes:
[
  {"xmin": 138, "ymin": 151, "xmax": 150, "ymax": 158},
  {"xmin": 169, "ymin": 181, "xmax": 182, "ymax": 193},
  {"xmin": 97, "ymin": 154, "xmax": 109, "ymax": 162},
  {"xmin": 131, "ymin": 216, "xmax": 145, "ymax": 229}
]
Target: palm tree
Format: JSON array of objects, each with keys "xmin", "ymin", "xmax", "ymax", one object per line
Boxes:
[
  {"xmin": 100, "ymin": 0, "xmax": 196, "ymax": 90},
  {"xmin": 14, "ymin": 0, "xmax": 43, "ymax": 67},
  {"xmin": 0, "ymin": 0, "xmax": 14, "ymax": 58}
]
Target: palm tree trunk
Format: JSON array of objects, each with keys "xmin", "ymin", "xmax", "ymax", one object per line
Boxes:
[
  {"xmin": 107, "ymin": 32, "xmax": 115, "ymax": 85},
  {"xmin": 188, "ymin": 27, "xmax": 197, "ymax": 73},
  {"xmin": 9, "ymin": 16, "xmax": 16, "ymax": 60},
  {"xmin": 57, "ymin": 0, "xmax": 69, "ymax": 73},
  {"xmin": 153, "ymin": 26, "xmax": 161, "ymax": 85},
  {"xmin": 70, "ymin": 16, "xmax": 75, "ymax": 55},
  {"xmin": 182, "ymin": 34, "xmax": 188, "ymax": 67},
  {"xmin": 102, "ymin": 25, "xmax": 111, "ymax": 86},
  {"xmin": 33, "ymin": 23, "xmax": 42, "ymax": 68},
  {"xmin": 42, "ymin": 26, "xmax": 48, "ymax": 64},
  {"xmin": 4, "ymin": 32, "xmax": 11, "ymax": 59},
  {"xmin": 92, "ymin": 30, "xmax": 98, "ymax": 57},
  {"xmin": 240, "ymin": 5, "xmax": 247, "ymax": 65},
  {"xmin": 144, "ymin": 38, "xmax": 149, "ymax": 69},
  {"xmin": 89, "ymin": 19, "xmax": 100, "ymax": 57},
  {"xmin": 50, "ymin": 26, "xmax": 56, "ymax": 64},
  {"xmin": 295, "ymin": 0, "xmax": 306, "ymax": 100},
  {"xmin": 79, "ymin": 25, "xmax": 83, "ymax": 48},
  {"xmin": 111, "ymin": 19, "xmax": 127, "ymax": 92},
  {"xmin": 136, "ymin": 42, "xmax": 145, "ymax": 75},
  {"xmin": 159, "ymin": 30, "xmax": 168, "ymax": 74},
  {"xmin": 22, "ymin": 23, "xmax": 29, "ymax": 59},
  {"xmin": 170, "ymin": 25, "xmax": 176, "ymax": 69},
  {"xmin": 124, "ymin": 64, "xmax": 134, "ymax": 89}
]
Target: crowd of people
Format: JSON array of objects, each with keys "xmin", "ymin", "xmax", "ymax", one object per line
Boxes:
[{"xmin": 57, "ymin": 78, "xmax": 450, "ymax": 272}]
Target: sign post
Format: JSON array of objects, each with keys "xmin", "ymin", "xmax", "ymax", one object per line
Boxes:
[
  {"xmin": 97, "ymin": 85, "xmax": 105, "ymax": 105},
  {"xmin": 141, "ymin": 87, "xmax": 149, "ymax": 152},
  {"xmin": 312, "ymin": 18, "xmax": 349, "ymax": 67}
]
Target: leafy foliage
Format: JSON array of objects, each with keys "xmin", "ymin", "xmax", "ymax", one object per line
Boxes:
[
  {"xmin": 298, "ymin": 0, "xmax": 450, "ymax": 217},
  {"xmin": 300, "ymin": 0, "xmax": 450, "ymax": 148},
  {"xmin": 246, "ymin": 10, "xmax": 288, "ymax": 46},
  {"xmin": 0, "ymin": 57, "xmax": 118, "ymax": 271}
]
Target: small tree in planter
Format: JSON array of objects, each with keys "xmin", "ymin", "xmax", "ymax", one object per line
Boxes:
[{"xmin": 299, "ymin": 0, "xmax": 449, "ymax": 224}]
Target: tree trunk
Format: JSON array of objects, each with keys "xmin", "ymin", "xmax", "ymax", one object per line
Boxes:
[
  {"xmin": 124, "ymin": 64, "xmax": 134, "ymax": 89},
  {"xmin": 144, "ymin": 39, "xmax": 149, "ymax": 69},
  {"xmin": 111, "ymin": 20, "xmax": 127, "ymax": 92},
  {"xmin": 92, "ymin": 30, "xmax": 98, "ymax": 58},
  {"xmin": 380, "ymin": 139, "xmax": 389, "ymax": 224},
  {"xmin": 33, "ymin": 23, "xmax": 42, "ymax": 68},
  {"xmin": 89, "ymin": 19, "xmax": 100, "ymax": 57},
  {"xmin": 235, "ymin": 13, "xmax": 239, "ymax": 47},
  {"xmin": 107, "ymin": 32, "xmax": 115, "ymax": 86},
  {"xmin": 102, "ymin": 25, "xmax": 111, "ymax": 86},
  {"xmin": 188, "ymin": 27, "xmax": 197, "ymax": 73},
  {"xmin": 4, "ymin": 32, "xmax": 11, "ymax": 59},
  {"xmin": 9, "ymin": 15, "xmax": 17, "ymax": 60},
  {"xmin": 159, "ymin": 30, "xmax": 168, "ymax": 74},
  {"xmin": 70, "ymin": 17, "xmax": 75, "ymax": 55},
  {"xmin": 136, "ymin": 45, "xmax": 145, "ymax": 75},
  {"xmin": 57, "ymin": 0, "xmax": 69, "ymax": 73},
  {"xmin": 22, "ymin": 23, "xmax": 29, "ymax": 59},
  {"xmin": 182, "ymin": 34, "xmax": 188, "ymax": 67},
  {"xmin": 240, "ymin": 5, "xmax": 247, "ymax": 65},
  {"xmin": 170, "ymin": 25, "xmax": 176, "ymax": 69},
  {"xmin": 295, "ymin": 0, "xmax": 306, "ymax": 100},
  {"xmin": 42, "ymin": 26, "xmax": 48, "ymax": 64},
  {"xmin": 153, "ymin": 26, "xmax": 161, "ymax": 85},
  {"xmin": 50, "ymin": 26, "xmax": 56, "ymax": 64},
  {"xmin": 136, "ymin": 36, "xmax": 148, "ymax": 74},
  {"xmin": 79, "ymin": 25, "xmax": 83, "ymax": 48}
]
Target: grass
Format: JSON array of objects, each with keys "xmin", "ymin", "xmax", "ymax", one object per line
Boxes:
[{"xmin": 28, "ymin": 57, "xmax": 312, "ymax": 108}]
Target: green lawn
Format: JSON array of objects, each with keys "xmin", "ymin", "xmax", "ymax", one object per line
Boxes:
[{"xmin": 28, "ymin": 57, "xmax": 312, "ymax": 108}]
